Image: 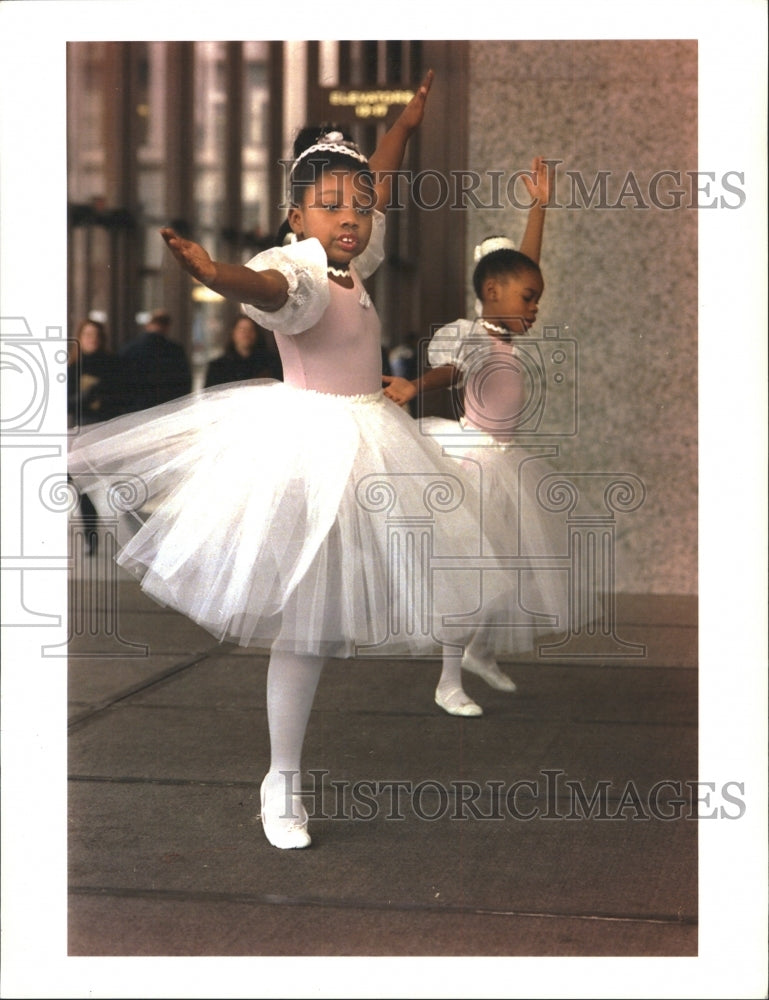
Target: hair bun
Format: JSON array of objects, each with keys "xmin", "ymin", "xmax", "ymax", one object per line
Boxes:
[{"xmin": 473, "ymin": 235, "xmax": 516, "ymax": 263}]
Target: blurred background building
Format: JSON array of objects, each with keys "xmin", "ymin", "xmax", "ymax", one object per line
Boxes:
[{"xmin": 67, "ymin": 40, "xmax": 468, "ymax": 378}]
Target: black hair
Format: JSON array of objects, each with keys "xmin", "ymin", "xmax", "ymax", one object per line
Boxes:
[
  {"xmin": 273, "ymin": 218, "xmax": 293, "ymax": 247},
  {"xmin": 288, "ymin": 123, "xmax": 375, "ymax": 210},
  {"xmin": 472, "ymin": 246, "xmax": 542, "ymax": 301}
]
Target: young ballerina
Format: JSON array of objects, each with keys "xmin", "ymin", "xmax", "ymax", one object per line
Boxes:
[
  {"xmin": 383, "ymin": 160, "xmax": 566, "ymax": 716},
  {"xmin": 69, "ymin": 73, "xmax": 504, "ymax": 848}
]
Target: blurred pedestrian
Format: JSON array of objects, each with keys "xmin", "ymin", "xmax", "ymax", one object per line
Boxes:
[
  {"xmin": 120, "ymin": 309, "xmax": 192, "ymax": 411},
  {"xmin": 205, "ymin": 314, "xmax": 283, "ymax": 387},
  {"xmin": 67, "ymin": 317, "xmax": 126, "ymax": 554},
  {"xmin": 388, "ymin": 332, "xmax": 419, "ymax": 414}
]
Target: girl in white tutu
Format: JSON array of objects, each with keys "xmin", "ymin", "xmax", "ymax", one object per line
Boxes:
[
  {"xmin": 70, "ymin": 73, "xmax": 508, "ymax": 848},
  {"xmin": 383, "ymin": 160, "xmax": 569, "ymax": 717}
]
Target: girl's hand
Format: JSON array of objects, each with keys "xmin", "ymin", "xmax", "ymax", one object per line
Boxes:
[
  {"xmin": 382, "ymin": 375, "xmax": 418, "ymax": 406},
  {"xmin": 522, "ymin": 156, "xmax": 553, "ymax": 207},
  {"xmin": 395, "ymin": 69, "xmax": 435, "ymax": 134},
  {"xmin": 160, "ymin": 227, "xmax": 217, "ymax": 286},
  {"xmin": 369, "ymin": 70, "xmax": 434, "ymax": 212}
]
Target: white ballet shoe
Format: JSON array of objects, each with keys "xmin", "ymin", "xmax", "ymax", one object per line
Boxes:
[
  {"xmin": 435, "ymin": 686, "xmax": 484, "ymax": 717},
  {"xmin": 461, "ymin": 650, "xmax": 517, "ymax": 692},
  {"xmin": 260, "ymin": 774, "xmax": 311, "ymax": 850}
]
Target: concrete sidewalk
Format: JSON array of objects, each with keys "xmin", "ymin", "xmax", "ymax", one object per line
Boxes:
[{"xmin": 67, "ymin": 540, "xmax": 698, "ymax": 959}]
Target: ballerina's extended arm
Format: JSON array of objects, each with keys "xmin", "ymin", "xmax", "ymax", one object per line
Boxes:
[
  {"xmin": 383, "ymin": 362, "xmax": 460, "ymax": 407},
  {"xmin": 160, "ymin": 228, "xmax": 289, "ymax": 311},
  {"xmin": 518, "ymin": 156, "xmax": 554, "ymax": 265},
  {"xmin": 368, "ymin": 69, "xmax": 434, "ymax": 212}
]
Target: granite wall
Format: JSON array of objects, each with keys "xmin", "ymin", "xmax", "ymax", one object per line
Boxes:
[{"xmin": 466, "ymin": 40, "xmax": 698, "ymax": 595}]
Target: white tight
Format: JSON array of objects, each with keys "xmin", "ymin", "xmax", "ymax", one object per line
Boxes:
[
  {"xmin": 265, "ymin": 649, "xmax": 326, "ymax": 793},
  {"xmin": 437, "ymin": 630, "xmax": 490, "ymax": 690},
  {"xmin": 437, "ymin": 646, "xmax": 463, "ymax": 692}
]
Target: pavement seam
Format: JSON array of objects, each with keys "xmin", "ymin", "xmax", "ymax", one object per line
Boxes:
[
  {"xmin": 67, "ymin": 885, "xmax": 698, "ymax": 926},
  {"xmin": 67, "ymin": 648, "xmax": 220, "ymax": 731}
]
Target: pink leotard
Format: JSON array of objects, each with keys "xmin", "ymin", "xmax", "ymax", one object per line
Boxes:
[
  {"xmin": 274, "ymin": 275, "xmax": 383, "ymax": 396},
  {"xmin": 241, "ymin": 215, "xmax": 386, "ymax": 396},
  {"xmin": 428, "ymin": 318, "xmax": 526, "ymax": 442}
]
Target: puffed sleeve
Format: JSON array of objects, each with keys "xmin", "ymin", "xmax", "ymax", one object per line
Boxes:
[
  {"xmin": 427, "ymin": 319, "xmax": 475, "ymax": 373},
  {"xmin": 351, "ymin": 210, "xmax": 385, "ymax": 280},
  {"xmin": 241, "ymin": 238, "xmax": 329, "ymax": 336}
]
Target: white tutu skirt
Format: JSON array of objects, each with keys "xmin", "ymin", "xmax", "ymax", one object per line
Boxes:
[
  {"xmin": 421, "ymin": 416, "xmax": 575, "ymax": 656},
  {"xmin": 69, "ymin": 382, "xmax": 510, "ymax": 657}
]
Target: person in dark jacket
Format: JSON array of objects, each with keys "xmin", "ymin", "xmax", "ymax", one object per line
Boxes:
[
  {"xmin": 119, "ymin": 309, "xmax": 192, "ymax": 411},
  {"xmin": 68, "ymin": 317, "xmax": 126, "ymax": 425},
  {"xmin": 67, "ymin": 317, "xmax": 126, "ymax": 554},
  {"xmin": 204, "ymin": 314, "xmax": 283, "ymax": 387}
]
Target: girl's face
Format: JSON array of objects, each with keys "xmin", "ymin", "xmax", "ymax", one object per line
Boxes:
[
  {"xmin": 232, "ymin": 318, "xmax": 258, "ymax": 357},
  {"xmin": 288, "ymin": 169, "xmax": 374, "ymax": 267},
  {"xmin": 79, "ymin": 322, "xmax": 101, "ymax": 354},
  {"xmin": 486, "ymin": 270, "xmax": 544, "ymax": 335}
]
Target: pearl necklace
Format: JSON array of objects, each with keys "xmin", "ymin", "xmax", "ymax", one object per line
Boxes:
[
  {"xmin": 482, "ymin": 319, "xmax": 511, "ymax": 337},
  {"xmin": 327, "ymin": 263, "xmax": 370, "ymax": 307}
]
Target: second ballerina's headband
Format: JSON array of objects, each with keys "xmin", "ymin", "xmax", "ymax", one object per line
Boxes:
[
  {"xmin": 474, "ymin": 235, "xmax": 516, "ymax": 262},
  {"xmin": 473, "ymin": 235, "xmax": 517, "ymax": 314}
]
